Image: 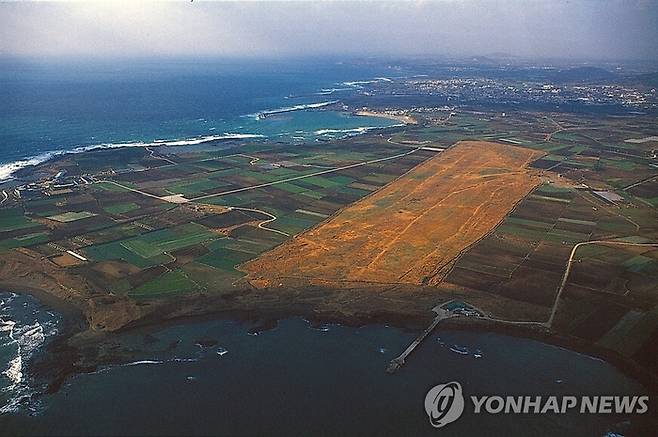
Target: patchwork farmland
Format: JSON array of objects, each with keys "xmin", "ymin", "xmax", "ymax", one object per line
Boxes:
[
  {"xmin": 0, "ymin": 108, "xmax": 656, "ymax": 377},
  {"xmin": 0, "ymin": 137, "xmax": 436, "ymax": 300},
  {"xmin": 241, "ymin": 141, "xmax": 544, "ymax": 286}
]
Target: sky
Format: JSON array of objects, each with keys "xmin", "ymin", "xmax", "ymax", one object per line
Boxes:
[{"xmin": 1, "ymin": 0, "xmax": 657, "ymax": 61}]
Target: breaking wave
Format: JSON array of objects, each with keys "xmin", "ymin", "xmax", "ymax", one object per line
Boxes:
[
  {"xmin": 342, "ymin": 77, "xmax": 393, "ymax": 88},
  {"xmin": 316, "ymin": 87, "xmax": 352, "ymax": 95},
  {"xmin": 1, "ymin": 292, "xmax": 60, "ymax": 414},
  {"xmin": 248, "ymin": 100, "xmax": 339, "ymax": 119},
  {"xmin": 89, "ymin": 357, "xmax": 202, "ymax": 376},
  {"xmin": 0, "ymin": 133, "xmax": 265, "ymax": 182},
  {"xmin": 314, "ymin": 123, "xmax": 404, "ymax": 138},
  {"xmin": 152, "ymin": 134, "xmax": 264, "ymax": 146}
]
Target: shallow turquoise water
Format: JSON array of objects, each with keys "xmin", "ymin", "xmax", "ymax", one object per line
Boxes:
[{"xmin": 0, "ymin": 59, "xmax": 400, "ymax": 180}]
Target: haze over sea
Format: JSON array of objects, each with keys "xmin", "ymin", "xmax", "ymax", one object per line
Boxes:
[{"xmin": 0, "ymin": 58, "xmax": 401, "ymax": 180}]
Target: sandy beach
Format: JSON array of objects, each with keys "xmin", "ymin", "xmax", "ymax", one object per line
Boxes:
[{"xmin": 354, "ymin": 110, "xmax": 417, "ymax": 125}]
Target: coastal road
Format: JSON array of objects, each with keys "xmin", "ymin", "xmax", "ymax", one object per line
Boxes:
[
  {"xmin": 546, "ymin": 240, "xmax": 658, "ymax": 328},
  {"xmin": 145, "ymin": 147, "xmax": 177, "ymax": 165},
  {"xmin": 386, "ymin": 136, "xmax": 428, "ymax": 146},
  {"xmin": 545, "ymin": 126, "xmax": 600, "ymax": 142},
  {"xmin": 94, "ymin": 146, "xmax": 429, "ymax": 238},
  {"xmin": 232, "ymin": 153, "xmax": 260, "ymax": 166}
]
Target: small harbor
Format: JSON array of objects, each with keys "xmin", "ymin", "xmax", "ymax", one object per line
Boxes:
[{"xmin": 386, "ymin": 300, "xmax": 482, "ymax": 373}]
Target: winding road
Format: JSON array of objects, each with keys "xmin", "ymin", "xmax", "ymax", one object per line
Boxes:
[
  {"xmin": 96, "ymin": 147, "xmax": 426, "ymax": 236},
  {"xmin": 227, "ymin": 206, "xmax": 290, "ymax": 237}
]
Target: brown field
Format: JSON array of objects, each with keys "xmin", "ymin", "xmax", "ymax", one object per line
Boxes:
[
  {"xmin": 51, "ymin": 253, "xmax": 85, "ymax": 267},
  {"xmin": 241, "ymin": 141, "xmax": 544, "ymax": 287}
]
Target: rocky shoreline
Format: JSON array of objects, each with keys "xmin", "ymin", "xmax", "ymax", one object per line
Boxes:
[{"xmin": 4, "ymin": 283, "xmax": 655, "ymax": 404}]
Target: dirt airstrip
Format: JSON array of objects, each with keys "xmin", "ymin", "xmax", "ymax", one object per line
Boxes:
[{"xmin": 241, "ymin": 141, "xmax": 544, "ymax": 287}]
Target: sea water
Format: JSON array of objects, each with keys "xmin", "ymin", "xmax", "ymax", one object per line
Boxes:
[
  {"xmin": 0, "ymin": 315, "xmax": 652, "ymax": 436},
  {"xmin": 0, "ymin": 58, "xmax": 403, "ymax": 181},
  {"xmin": 0, "ymin": 292, "xmax": 61, "ymax": 415}
]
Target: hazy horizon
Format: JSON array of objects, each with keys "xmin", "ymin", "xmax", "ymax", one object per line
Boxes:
[{"xmin": 1, "ymin": 0, "xmax": 657, "ymax": 62}]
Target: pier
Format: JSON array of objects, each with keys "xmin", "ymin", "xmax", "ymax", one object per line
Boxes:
[{"xmin": 386, "ymin": 305, "xmax": 454, "ymax": 374}]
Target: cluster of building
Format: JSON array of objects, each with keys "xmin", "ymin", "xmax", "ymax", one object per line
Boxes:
[
  {"xmin": 5, "ymin": 170, "xmax": 95, "ymax": 202},
  {"xmin": 363, "ymin": 77, "xmax": 657, "ymax": 109}
]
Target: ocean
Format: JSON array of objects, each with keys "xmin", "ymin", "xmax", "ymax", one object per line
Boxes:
[
  {"xmin": 0, "ymin": 315, "xmax": 650, "ymax": 436},
  {"xmin": 0, "ymin": 58, "xmax": 403, "ymax": 181},
  {"xmin": 0, "ymin": 292, "xmax": 61, "ymax": 416}
]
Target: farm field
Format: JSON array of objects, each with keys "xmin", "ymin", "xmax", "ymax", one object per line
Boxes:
[
  {"xmin": 0, "ymin": 108, "xmax": 656, "ymax": 379},
  {"xmin": 241, "ymin": 141, "xmax": 544, "ymax": 286},
  {"xmin": 0, "ymin": 134, "xmax": 436, "ymax": 300}
]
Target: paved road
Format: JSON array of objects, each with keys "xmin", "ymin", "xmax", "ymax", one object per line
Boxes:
[
  {"xmin": 547, "ymin": 240, "xmax": 658, "ymax": 328},
  {"xmin": 145, "ymin": 147, "xmax": 177, "ymax": 165},
  {"xmin": 465, "ymin": 240, "xmax": 658, "ymax": 329},
  {"xmin": 623, "ymin": 174, "xmax": 658, "ymax": 191},
  {"xmin": 543, "ymin": 117, "xmax": 599, "ymax": 142},
  {"xmin": 228, "ymin": 206, "xmax": 290, "ymax": 237},
  {"xmin": 98, "ymin": 145, "xmax": 427, "ymax": 206},
  {"xmin": 98, "ymin": 180, "xmax": 166, "ymax": 201},
  {"xmin": 189, "ymin": 147, "xmax": 424, "ymax": 201}
]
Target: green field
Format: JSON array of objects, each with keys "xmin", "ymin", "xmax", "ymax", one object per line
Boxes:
[
  {"xmin": 0, "ymin": 208, "xmax": 40, "ymax": 232},
  {"xmin": 104, "ymin": 202, "xmax": 140, "ymax": 215},
  {"xmin": 94, "ymin": 181, "xmax": 134, "ymax": 192},
  {"xmin": 84, "ymin": 223, "xmax": 219, "ymax": 268},
  {"xmin": 84, "ymin": 240, "xmax": 171, "ymax": 269},
  {"xmin": 120, "ymin": 223, "xmax": 218, "ymax": 258},
  {"xmin": 199, "ymin": 247, "xmax": 255, "ymax": 272},
  {"xmin": 48, "ymin": 211, "xmax": 97, "ymax": 222},
  {"xmin": 129, "ymin": 269, "xmax": 198, "ymax": 297},
  {"xmin": 0, "ymin": 232, "xmax": 49, "ymax": 251}
]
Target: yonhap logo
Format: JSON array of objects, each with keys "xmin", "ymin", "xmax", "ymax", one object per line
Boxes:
[
  {"xmin": 424, "ymin": 381, "xmax": 465, "ymax": 428},
  {"xmin": 424, "ymin": 381, "xmax": 650, "ymax": 429}
]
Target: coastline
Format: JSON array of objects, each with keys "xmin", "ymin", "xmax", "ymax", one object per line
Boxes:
[
  {"xmin": 441, "ymin": 317, "xmax": 658, "ymax": 395},
  {"xmin": 5, "ymin": 282, "xmax": 657, "ymax": 401},
  {"xmin": 1, "ymin": 108, "xmax": 656, "ymax": 414},
  {"xmin": 0, "ymin": 135, "xmax": 263, "ymax": 184},
  {"xmin": 0, "ymin": 108, "xmax": 400, "ymax": 184},
  {"xmin": 0, "ymin": 282, "xmax": 84, "ymax": 325},
  {"xmin": 354, "ymin": 109, "xmax": 418, "ymax": 125}
]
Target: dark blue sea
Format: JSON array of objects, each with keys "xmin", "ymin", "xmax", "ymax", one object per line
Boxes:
[
  {"xmin": 0, "ymin": 58, "xmax": 402, "ymax": 180},
  {"xmin": 0, "ymin": 304, "xmax": 651, "ymax": 436}
]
